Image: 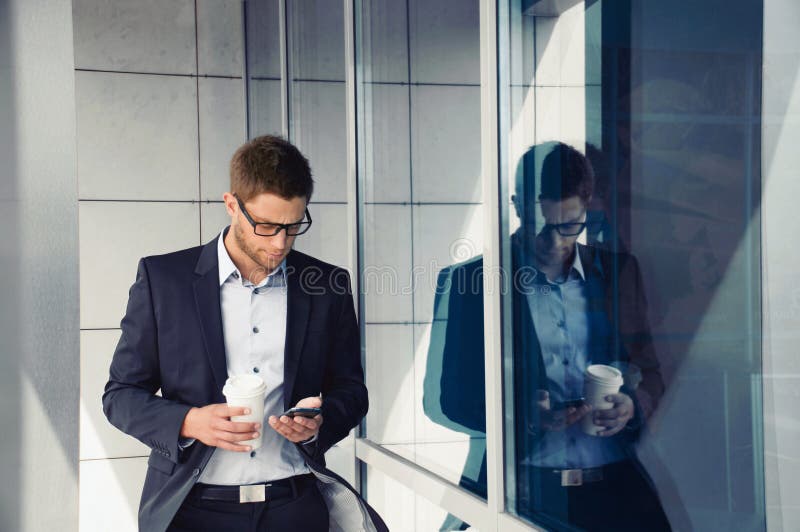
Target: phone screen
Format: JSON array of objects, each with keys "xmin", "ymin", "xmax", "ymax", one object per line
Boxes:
[
  {"xmin": 551, "ymin": 398, "xmax": 585, "ymax": 411},
  {"xmin": 280, "ymin": 407, "xmax": 321, "ymax": 418}
]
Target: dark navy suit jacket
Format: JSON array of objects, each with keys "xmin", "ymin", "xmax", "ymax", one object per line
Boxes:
[{"xmin": 103, "ymin": 234, "xmax": 385, "ymax": 532}]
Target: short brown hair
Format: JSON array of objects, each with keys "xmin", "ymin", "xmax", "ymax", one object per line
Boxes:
[
  {"xmin": 516, "ymin": 141, "xmax": 594, "ymax": 204},
  {"xmin": 230, "ymin": 135, "xmax": 314, "ymax": 202}
]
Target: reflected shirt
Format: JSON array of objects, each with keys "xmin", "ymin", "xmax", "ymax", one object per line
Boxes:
[
  {"xmin": 198, "ymin": 227, "xmax": 310, "ymax": 485},
  {"xmin": 521, "ymin": 244, "xmax": 627, "ymax": 469}
]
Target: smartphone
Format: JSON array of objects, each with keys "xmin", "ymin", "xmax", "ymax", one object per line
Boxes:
[
  {"xmin": 279, "ymin": 407, "xmax": 322, "ymax": 418},
  {"xmin": 551, "ymin": 398, "xmax": 585, "ymax": 411}
]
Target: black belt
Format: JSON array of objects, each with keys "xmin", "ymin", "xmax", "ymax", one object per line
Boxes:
[
  {"xmin": 530, "ymin": 465, "xmax": 607, "ymax": 487},
  {"xmin": 189, "ymin": 473, "xmax": 316, "ymax": 504}
]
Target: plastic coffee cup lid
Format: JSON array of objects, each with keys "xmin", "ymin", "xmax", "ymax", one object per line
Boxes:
[
  {"xmin": 584, "ymin": 364, "xmax": 624, "ymax": 386},
  {"xmin": 223, "ymin": 374, "xmax": 267, "ymax": 398}
]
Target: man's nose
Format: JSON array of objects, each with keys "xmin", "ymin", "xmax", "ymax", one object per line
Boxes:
[
  {"xmin": 538, "ymin": 226, "xmax": 557, "ymax": 243},
  {"xmin": 270, "ymin": 229, "xmax": 288, "ymax": 249}
]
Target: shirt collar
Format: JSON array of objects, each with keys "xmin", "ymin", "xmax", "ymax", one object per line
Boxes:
[
  {"xmin": 569, "ymin": 243, "xmax": 586, "ymax": 281},
  {"xmin": 217, "ymin": 226, "xmax": 286, "ymax": 287}
]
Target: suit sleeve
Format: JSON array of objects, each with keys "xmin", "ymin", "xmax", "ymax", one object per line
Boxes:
[
  {"xmin": 438, "ymin": 264, "xmax": 486, "ymax": 433},
  {"xmin": 622, "ymin": 254, "xmax": 664, "ymax": 412},
  {"xmin": 308, "ymin": 271, "xmax": 368, "ymax": 460},
  {"xmin": 102, "ymin": 258, "xmax": 193, "ymax": 464},
  {"xmin": 611, "ymin": 253, "xmax": 665, "ymax": 441}
]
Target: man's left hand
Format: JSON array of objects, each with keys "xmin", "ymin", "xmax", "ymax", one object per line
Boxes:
[
  {"xmin": 269, "ymin": 396, "xmax": 323, "ymax": 443},
  {"xmin": 593, "ymin": 392, "xmax": 634, "ymax": 437}
]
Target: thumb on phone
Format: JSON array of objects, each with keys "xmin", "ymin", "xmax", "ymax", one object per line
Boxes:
[
  {"xmin": 536, "ymin": 389, "xmax": 551, "ymax": 411},
  {"xmin": 296, "ymin": 396, "xmax": 322, "ymax": 409}
]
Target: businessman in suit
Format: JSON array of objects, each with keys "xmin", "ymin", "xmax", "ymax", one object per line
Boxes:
[
  {"xmin": 103, "ymin": 135, "xmax": 386, "ymax": 532},
  {"xmin": 427, "ymin": 142, "xmax": 671, "ymax": 531}
]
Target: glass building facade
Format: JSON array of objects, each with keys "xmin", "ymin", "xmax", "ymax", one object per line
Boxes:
[{"xmin": 241, "ymin": 0, "xmax": 796, "ymax": 530}]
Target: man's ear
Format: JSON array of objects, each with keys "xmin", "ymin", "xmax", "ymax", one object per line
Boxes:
[{"xmin": 222, "ymin": 192, "xmax": 237, "ymax": 217}]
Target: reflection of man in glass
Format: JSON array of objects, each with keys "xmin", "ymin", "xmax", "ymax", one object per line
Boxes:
[
  {"xmin": 425, "ymin": 142, "xmax": 671, "ymax": 531},
  {"xmin": 511, "ymin": 142, "xmax": 670, "ymax": 530}
]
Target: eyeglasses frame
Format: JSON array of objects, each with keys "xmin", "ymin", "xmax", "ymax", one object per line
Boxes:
[{"xmin": 234, "ymin": 195, "xmax": 312, "ymax": 237}]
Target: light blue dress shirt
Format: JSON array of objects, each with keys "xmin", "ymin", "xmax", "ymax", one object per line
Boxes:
[
  {"xmin": 196, "ymin": 228, "xmax": 310, "ymax": 485},
  {"xmin": 522, "ymin": 245, "xmax": 627, "ymax": 469}
]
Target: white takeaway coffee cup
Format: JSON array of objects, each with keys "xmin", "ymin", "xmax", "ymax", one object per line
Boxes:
[
  {"xmin": 222, "ymin": 374, "xmax": 267, "ymax": 449},
  {"xmin": 581, "ymin": 364, "xmax": 624, "ymax": 436}
]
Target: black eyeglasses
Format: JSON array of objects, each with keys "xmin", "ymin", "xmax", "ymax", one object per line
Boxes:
[
  {"xmin": 525, "ymin": 220, "xmax": 603, "ymax": 237},
  {"xmin": 235, "ymin": 196, "xmax": 312, "ymax": 237}
]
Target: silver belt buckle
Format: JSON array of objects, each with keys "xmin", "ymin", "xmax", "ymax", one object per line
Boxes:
[
  {"xmin": 239, "ymin": 484, "xmax": 266, "ymax": 503},
  {"xmin": 561, "ymin": 469, "xmax": 583, "ymax": 487}
]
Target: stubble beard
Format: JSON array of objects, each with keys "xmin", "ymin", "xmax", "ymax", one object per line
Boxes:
[
  {"xmin": 233, "ymin": 221, "xmax": 278, "ymax": 279},
  {"xmin": 533, "ymin": 236, "xmax": 571, "ymax": 270}
]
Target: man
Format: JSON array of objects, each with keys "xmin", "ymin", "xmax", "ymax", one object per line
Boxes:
[
  {"xmin": 428, "ymin": 142, "xmax": 670, "ymax": 530},
  {"xmin": 103, "ymin": 135, "xmax": 386, "ymax": 532}
]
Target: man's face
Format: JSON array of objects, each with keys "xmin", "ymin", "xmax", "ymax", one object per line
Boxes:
[
  {"xmin": 522, "ymin": 195, "xmax": 586, "ymax": 269},
  {"xmin": 224, "ymin": 191, "xmax": 307, "ymax": 275}
]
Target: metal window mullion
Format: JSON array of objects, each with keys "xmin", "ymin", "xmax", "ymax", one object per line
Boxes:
[
  {"xmin": 343, "ymin": 0, "xmax": 362, "ymax": 494},
  {"xmin": 355, "ymin": 439, "xmax": 496, "ymax": 530},
  {"xmin": 499, "ymin": 512, "xmax": 546, "ymax": 531},
  {"xmin": 344, "ymin": 0, "xmax": 358, "ymax": 301},
  {"xmin": 479, "ymin": 0, "xmax": 504, "ymax": 527},
  {"xmin": 241, "ymin": 0, "xmax": 250, "ymax": 139},
  {"xmin": 496, "ymin": 0, "xmax": 525, "ymax": 523},
  {"xmin": 278, "ymin": 0, "xmax": 291, "ymax": 137}
]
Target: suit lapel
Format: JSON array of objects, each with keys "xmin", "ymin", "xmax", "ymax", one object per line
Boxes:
[
  {"xmin": 193, "ymin": 237, "xmax": 227, "ymax": 401},
  {"xmin": 580, "ymin": 244, "xmax": 624, "ymax": 363},
  {"xmin": 510, "ymin": 238, "xmax": 547, "ymax": 388},
  {"xmin": 283, "ymin": 250, "xmax": 311, "ymax": 409}
]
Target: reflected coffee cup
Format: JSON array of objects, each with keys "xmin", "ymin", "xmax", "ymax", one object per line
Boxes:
[
  {"xmin": 581, "ymin": 364, "xmax": 624, "ymax": 436},
  {"xmin": 222, "ymin": 374, "xmax": 267, "ymax": 449}
]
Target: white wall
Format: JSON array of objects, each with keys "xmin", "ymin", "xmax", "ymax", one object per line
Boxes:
[
  {"xmin": 73, "ymin": 1, "xmax": 245, "ymax": 530},
  {"xmin": 762, "ymin": 0, "xmax": 800, "ymax": 529},
  {"xmin": 0, "ymin": 0, "xmax": 80, "ymax": 531}
]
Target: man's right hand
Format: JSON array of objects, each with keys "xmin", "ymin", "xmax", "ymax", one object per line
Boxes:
[
  {"xmin": 180, "ymin": 404, "xmax": 261, "ymax": 452},
  {"xmin": 533, "ymin": 390, "xmax": 591, "ymax": 432}
]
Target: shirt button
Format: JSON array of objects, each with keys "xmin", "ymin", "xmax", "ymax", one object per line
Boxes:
[
  {"xmin": 253, "ymin": 288, "xmax": 260, "ymax": 295},
  {"xmin": 192, "ymin": 468, "xmax": 200, "ymax": 477},
  {"xmin": 233, "ymin": 272, "xmax": 240, "ymax": 279},
  {"xmin": 250, "ymin": 451, "xmax": 256, "ymax": 458},
  {"xmin": 252, "ymin": 326, "xmax": 259, "ymax": 334},
  {"xmin": 253, "ymin": 367, "xmax": 260, "ymax": 373},
  {"xmin": 563, "ymin": 359, "xmax": 569, "ymax": 365}
]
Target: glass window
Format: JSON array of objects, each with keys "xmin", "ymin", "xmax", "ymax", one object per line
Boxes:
[
  {"xmin": 499, "ymin": 1, "xmax": 765, "ymax": 530},
  {"xmin": 355, "ymin": 0, "xmax": 489, "ymax": 507},
  {"xmin": 246, "ymin": 0, "xmax": 349, "ymax": 266},
  {"xmin": 245, "ymin": 0, "xmax": 282, "ymax": 137},
  {"xmin": 287, "ymin": 0, "xmax": 347, "ymax": 206}
]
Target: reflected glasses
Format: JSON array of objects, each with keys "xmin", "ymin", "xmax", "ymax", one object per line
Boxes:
[
  {"xmin": 525, "ymin": 221, "xmax": 603, "ymax": 237},
  {"xmin": 235, "ymin": 195, "xmax": 312, "ymax": 237}
]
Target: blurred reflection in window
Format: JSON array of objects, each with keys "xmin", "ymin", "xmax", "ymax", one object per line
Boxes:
[
  {"xmin": 510, "ymin": 142, "xmax": 670, "ymax": 530},
  {"xmin": 424, "ymin": 142, "xmax": 672, "ymax": 531},
  {"xmin": 423, "ymin": 247, "xmax": 486, "ymax": 531}
]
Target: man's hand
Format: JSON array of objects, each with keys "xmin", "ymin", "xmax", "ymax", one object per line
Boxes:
[
  {"xmin": 180, "ymin": 404, "xmax": 260, "ymax": 452},
  {"xmin": 530, "ymin": 390, "xmax": 591, "ymax": 433},
  {"xmin": 593, "ymin": 392, "xmax": 634, "ymax": 437},
  {"xmin": 269, "ymin": 396, "xmax": 323, "ymax": 443}
]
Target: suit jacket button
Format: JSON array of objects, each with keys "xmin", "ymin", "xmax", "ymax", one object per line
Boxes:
[{"xmin": 192, "ymin": 468, "xmax": 200, "ymax": 477}]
